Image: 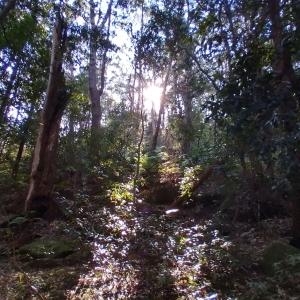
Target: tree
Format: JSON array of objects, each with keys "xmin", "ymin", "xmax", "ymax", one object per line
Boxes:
[
  {"xmin": 151, "ymin": 59, "xmax": 172, "ymax": 151},
  {"xmin": 25, "ymin": 16, "xmax": 68, "ymax": 212},
  {"xmin": 88, "ymin": 0, "xmax": 113, "ymax": 160},
  {"xmin": 138, "ymin": 0, "xmax": 190, "ymax": 151},
  {"xmin": 0, "ymin": 4, "xmax": 50, "ymax": 182},
  {"xmin": 267, "ymin": 0, "xmax": 300, "ymax": 236},
  {"xmin": 200, "ymin": 0, "xmax": 300, "ymax": 235}
]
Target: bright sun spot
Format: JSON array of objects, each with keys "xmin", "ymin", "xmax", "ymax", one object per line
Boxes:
[{"xmin": 143, "ymin": 86, "xmax": 163, "ymax": 112}]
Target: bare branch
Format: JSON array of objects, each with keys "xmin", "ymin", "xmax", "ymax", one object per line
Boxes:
[{"xmin": 99, "ymin": 0, "xmax": 114, "ymax": 31}]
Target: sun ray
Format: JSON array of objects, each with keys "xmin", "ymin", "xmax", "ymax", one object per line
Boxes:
[{"xmin": 143, "ymin": 85, "xmax": 163, "ymax": 112}]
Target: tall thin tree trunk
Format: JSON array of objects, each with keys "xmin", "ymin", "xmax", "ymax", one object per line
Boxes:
[
  {"xmin": 182, "ymin": 93, "xmax": 192, "ymax": 154},
  {"xmin": 88, "ymin": 0, "xmax": 113, "ymax": 159},
  {"xmin": 151, "ymin": 106, "xmax": 156, "ymax": 136},
  {"xmin": 268, "ymin": 0, "xmax": 300, "ymax": 236},
  {"xmin": 89, "ymin": 1, "xmax": 101, "ymax": 134},
  {"xmin": 67, "ymin": 63, "xmax": 76, "ymax": 165},
  {"xmin": 12, "ymin": 136, "xmax": 26, "ymax": 179},
  {"xmin": 25, "ymin": 18, "xmax": 68, "ymax": 212},
  {"xmin": 133, "ymin": 108, "xmax": 145, "ymax": 207},
  {"xmin": 151, "ymin": 60, "xmax": 172, "ymax": 152},
  {"xmin": 12, "ymin": 105, "xmax": 34, "ymax": 179}
]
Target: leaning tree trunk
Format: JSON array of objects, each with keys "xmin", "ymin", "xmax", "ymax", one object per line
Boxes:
[
  {"xmin": 268, "ymin": 0, "xmax": 300, "ymax": 236},
  {"xmin": 163, "ymin": 159, "xmax": 224, "ymax": 212},
  {"xmin": 25, "ymin": 18, "xmax": 68, "ymax": 212}
]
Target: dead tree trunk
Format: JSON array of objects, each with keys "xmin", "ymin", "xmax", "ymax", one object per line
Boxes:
[{"xmin": 25, "ymin": 18, "xmax": 68, "ymax": 212}]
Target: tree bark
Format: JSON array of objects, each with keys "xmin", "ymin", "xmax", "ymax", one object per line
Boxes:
[
  {"xmin": 25, "ymin": 18, "xmax": 68, "ymax": 212},
  {"xmin": 268, "ymin": 0, "xmax": 300, "ymax": 236}
]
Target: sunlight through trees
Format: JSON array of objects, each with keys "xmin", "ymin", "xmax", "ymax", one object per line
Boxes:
[{"xmin": 1, "ymin": 0, "xmax": 300, "ymax": 298}]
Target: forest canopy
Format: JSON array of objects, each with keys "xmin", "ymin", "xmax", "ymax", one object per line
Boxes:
[{"xmin": 1, "ymin": 0, "xmax": 300, "ymax": 299}]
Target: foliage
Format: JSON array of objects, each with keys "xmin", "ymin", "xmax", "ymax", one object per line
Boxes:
[
  {"xmin": 179, "ymin": 165, "xmax": 202, "ymax": 197},
  {"xmin": 8, "ymin": 217, "xmax": 29, "ymax": 227},
  {"xmin": 140, "ymin": 153, "xmax": 159, "ymax": 175},
  {"xmin": 1, "ymin": 0, "xmax": 300, "ymax": 297},
  {"xmin": 108, "ymin": 182, "xmax": 133, "ymax": 204},
  {"xmin": 246, "ymin": 254, "xmax": 300, "ymax": 299}
]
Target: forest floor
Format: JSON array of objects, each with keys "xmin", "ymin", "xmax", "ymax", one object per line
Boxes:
[{"xmin": 0, "ymin": 182, "xmax": 298, "ymax": 300}]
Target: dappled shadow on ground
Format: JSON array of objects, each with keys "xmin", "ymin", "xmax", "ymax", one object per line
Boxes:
[
  {"xmin": 65, "ymin": 200, "xmax": 249, "ymax": 299},
  {"xmin": 66, "ymin": 203, "xmax": 179, "ymax": 299},
  {"xmin": 0, "ymin": 195, "xmax": 251, "ymax": 299},
  {"xmin": 0, "ymin": 189, "xmax": 296, "ymax": 299}
]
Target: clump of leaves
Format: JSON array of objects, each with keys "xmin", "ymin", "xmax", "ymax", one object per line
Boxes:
[
  {"xmin": 141, "ymin": 150, "xmax": 172, "ymax": 175},
  {"xmin": 9, "ymin": 216, "xmax": 29, "ymax": 227},
  {"xmin": 108, "ymin": 182, "xmax": 133, "ymax": 204},
  {"xmin": 141, "ymin": 153, "xmax": 159, "ymax": 174},
  {"xmin": 179, "ymin": 165, "xmax": 202, "ymax": 197}
]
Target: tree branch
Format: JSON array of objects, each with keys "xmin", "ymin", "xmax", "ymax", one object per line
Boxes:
[
  {"xmin": 179, "ymin": 45, "xmax": 221, "ymax": 92},
  {"xmin": 99, "ymin": 0, "xmax": 114, "ymax": 30}
]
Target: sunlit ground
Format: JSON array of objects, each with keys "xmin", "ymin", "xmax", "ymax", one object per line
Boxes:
[
  {"xmin": 65, "ymin": 201, "xmax": 238, "ymax": 300},
  {"xmin": 1, "ymin": 192, "xmax": 296, "ymax": 299}
]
